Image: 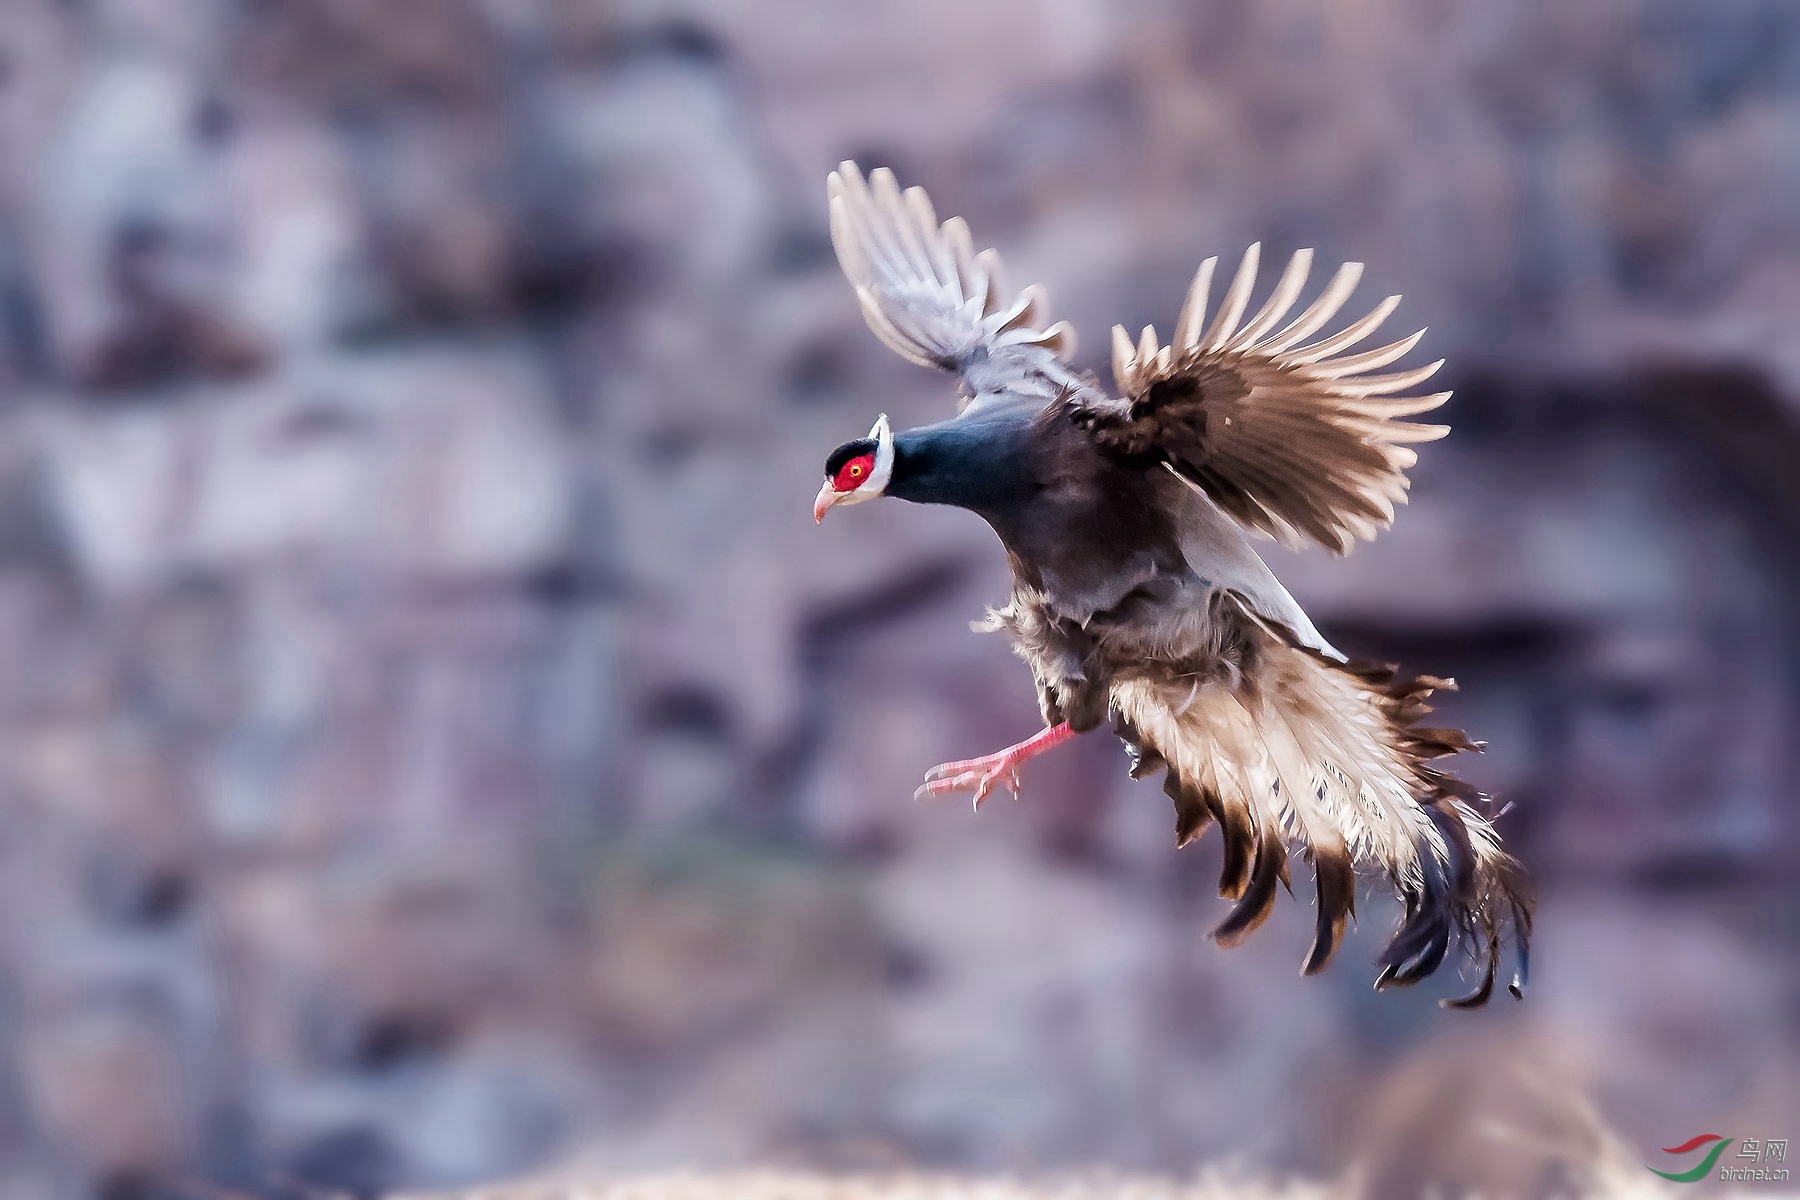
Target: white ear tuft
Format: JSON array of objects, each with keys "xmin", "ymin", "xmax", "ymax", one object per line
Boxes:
[{"xmin": 841, "ymin": 412, "xmax": 895, "ymax": 506}]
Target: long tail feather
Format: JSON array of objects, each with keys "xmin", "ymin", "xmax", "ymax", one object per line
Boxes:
[
  {"xmin": 1212, "ymin": 823, "xmax": 1288, "ymax": 947},
  {"xmin": 1303, "ymin": 840, "xmax": 1357, "ymax": 975},
  {"xmin": 1165, "ymin": 772, "xmax": 1214, "ymax": 848},
  {"xmin": 1110, "ymin": 592, "xmax": 1533, "ymax": 1003}
]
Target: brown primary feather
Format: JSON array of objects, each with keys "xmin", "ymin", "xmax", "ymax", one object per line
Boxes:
[{"xmin": 1077, "ymin": 244, "xmax": 1451, "ymax": 555}]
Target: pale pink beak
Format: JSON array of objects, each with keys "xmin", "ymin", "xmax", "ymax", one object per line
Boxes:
[{"xmin": 813, "ymin": 480, "xmax": 843, "ymax": 524}]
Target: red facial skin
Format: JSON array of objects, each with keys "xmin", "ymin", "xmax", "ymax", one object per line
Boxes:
[
  {"xmin": 831, "ymin": 452, "xmax": 876, "ymax": 493},
  {"xmin": 814, "ymin": 451, "xmax": 878, "ymax": 522}
]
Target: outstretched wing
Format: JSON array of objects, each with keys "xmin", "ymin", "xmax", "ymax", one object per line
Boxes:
[
  {"xmin": 829, "ymin": 162, "xmax": 1078, "ymax": 410},
  {"xmin": 1072, "ymin": 245, "xmax": 1449, "ymax": 554}
]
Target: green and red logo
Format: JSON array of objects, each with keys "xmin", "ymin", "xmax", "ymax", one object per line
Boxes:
[
  {"xmin": 1649, "ymin": 1134, "xmax": 1735, "ymax": 1182},
  {"xmin": 1650, "ymin": 1134, "xmax": 1789, "ymax": 1183}
]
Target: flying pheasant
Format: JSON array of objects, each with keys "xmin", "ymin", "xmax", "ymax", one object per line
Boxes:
[{"xmin": 811, "ymin": 163, "xmax": 1530, "ymax": 1005}]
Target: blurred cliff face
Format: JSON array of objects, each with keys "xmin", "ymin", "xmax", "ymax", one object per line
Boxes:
[{"xmin": 0, "ymin": 1, "xmax": 1796, "ymax": 1198}]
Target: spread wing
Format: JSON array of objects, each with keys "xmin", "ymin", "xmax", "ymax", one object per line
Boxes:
[
  {"xmin": 1072, "ymin": 245, "xmax": 1450, "ymax": 554},
  {"xmin": 828, "ymin": 162, "xmax": 1078, "ymax": 410}
]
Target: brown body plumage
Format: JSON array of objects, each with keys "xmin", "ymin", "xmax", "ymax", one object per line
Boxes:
[{"xmin": 813, "ymin": 163, "xmax": 1532, "ymax": 1003}]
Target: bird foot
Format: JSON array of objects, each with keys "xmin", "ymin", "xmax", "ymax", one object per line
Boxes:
[
  {"xmin": 912, "ymin": 722, "xmax": 1075, "ymax": 810},
  {"xmin": 915, "ymin": 753, "xmax": 1025, "ymax": 809}
]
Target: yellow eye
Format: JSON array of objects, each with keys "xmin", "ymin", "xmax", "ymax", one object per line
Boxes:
[{"xmin": 849, "ymin": 464, "xmax": 863, "ymax": 478}]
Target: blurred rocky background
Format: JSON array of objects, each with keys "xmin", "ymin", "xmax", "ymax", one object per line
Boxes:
[{"xmin": 0, "ymin": 0, "xmax": 1795, "ymax": 1197}]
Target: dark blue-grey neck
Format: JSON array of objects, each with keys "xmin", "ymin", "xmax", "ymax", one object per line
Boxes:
[{"xmin": 885, "ymin": 409, "xmax": 1040, "ymax": 517}]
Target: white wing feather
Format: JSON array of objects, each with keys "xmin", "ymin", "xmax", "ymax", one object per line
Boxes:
[{"xmin": 829, "ymin": 162, "xmax": 1079, "ymax": 409}]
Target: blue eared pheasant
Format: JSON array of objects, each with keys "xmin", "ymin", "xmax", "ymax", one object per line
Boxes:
[{"xmin": 811, "ymin": 163, "xmax": 1531, "ymax": 1005}]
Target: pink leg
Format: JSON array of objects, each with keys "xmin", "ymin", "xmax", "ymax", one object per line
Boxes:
[{"xmin": 914, "ymin": 722, "xmax": 1077, "ymax": 809}]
